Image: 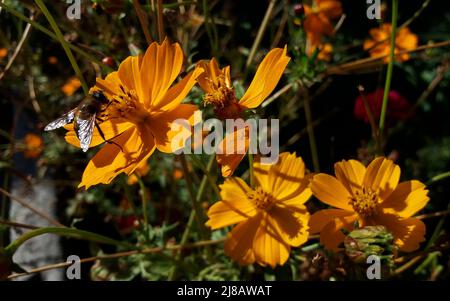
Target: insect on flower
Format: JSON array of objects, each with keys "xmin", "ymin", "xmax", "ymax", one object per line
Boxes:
[{"xmin": 44, "ymin": 90, "xmax": 117, "ymax": 152}]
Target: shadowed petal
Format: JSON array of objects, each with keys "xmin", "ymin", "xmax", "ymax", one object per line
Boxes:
[
  {"xmin": 372, "ymin": 213, "xmax": 426, "ymax": 252},
  {"xmin": 363, "ymin": 157, "xmax": 400, "ymax": 200},
  {"xmin": 224, "ymin": 214, "xmax": 262, "ymax": 266},
  {"xmin": 65, "ymin": 120, "xmax": 133, "ymax": 149},
  {"xmin": 381, "ymin": 180, "xmax": 429, "ymax": 218},
  {"xmin": 319, "ymin": 214, "xmax": 357, "ymax": 252},
  {"xmin": 79, "ymin": 126, "xmax": 155, "ymax": 189},
  {"xmin": 309, "ymin": 209, "xmax": 355, "ymax": 234},
  {"xmin": 147, "ymin": 104, "xmax": 199, "ymax": 153},
  {"xmin": 252, "ymin": 213, "xmax": 290, "ymax": 267}
]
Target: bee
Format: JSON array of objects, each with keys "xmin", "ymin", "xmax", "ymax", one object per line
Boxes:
[{"xmin": 44, "ymin": 90, "xmax": 112, "ymax": 152}]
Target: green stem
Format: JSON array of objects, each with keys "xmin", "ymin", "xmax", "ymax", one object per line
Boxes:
[
  {"xmin": 179, "ymin": 155, "xmax": 208, "ymax": 239},
  {"xmin": 5, "ymin": 227, "xmax": 132, "ymax": 255},
  {"xmin": 202, "ymin": 0, "xmax": 217, "ymax": 55},
  {"xmin": 0, "ymin": 2, "xmax": 111, "ymax": 72},
  {"xmin": 248, "ymin": 153, "xmax": 255, "ymax": 188},
  {"xmin": 427, "ymin": 171, "xmax": 450, "ymax": 185},
  {"xmin": 245, "ymin": 0, "xmax": 277, "ymax": 68},
  {"xmin": 189, "ymin": 155, "xmax": 220, "ymax": 198},
  {"xmin": 168, "ymin": 155, "xmax": 215, "ymax": 280},
  {"xmin": 302, "ymin": 85, "xmax": 320, "ymax": 172},
  {"xmin": 378, "ymin": 0, "xmax": 398, "ymax": 135},
  {"xmin": 122, "ymin": 181, "xmax": 144, "ymax": 232},
  {"xmin": 34, "ymin": 0, "xmax": 88, "ymax": 94},
  {"xmin": 137, "ymin": 176, "xmax": 149, "ymax": 231}
]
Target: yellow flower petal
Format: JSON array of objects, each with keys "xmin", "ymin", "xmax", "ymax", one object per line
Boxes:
[
  {"xmin": 147, "ymin": 104, "xmax": 198, "ymax": 153},
  {"xmin": 318, "ymin": 0, "xmax": 343, "ymax": 19},
  {"xmin": 381, "ymin": 180, "xmax": 429, "ymax": 218},
  {"xmin": 252, "ymin": 213, "xmax": 290, "ymax": 267},
  {"xmin": 266, "ymin": 153, "xmax": 309, "ymax": 202},
  {"xmin": 334, "ymin": 159, "xmax": 365, "ymax": 195},
  {"xmin": 268, "ymin": 204, "xmax": 309, "ymax": 247},
  {"xmin": 142, "ymin": 39, "xmax": 185, "ymax": 109},
  {"xmin": 216, "ymin": 127, "xmax": 249, "ymax": 177},
  {"xmin": 117, "ymin": 56, "xmax": 138, "ymax": 93},
  {"xmin": 224, "ymin": 215, "xmax": 261, "ymax": 266},
  {"xmin": 396, "ymin": 28, "xmax": 418, "ymax": 51},
  {"xmin": 238, "ymin": 47, "xmax": 290, "ymax": 109},
  {"xmin": 153, "ymin": 67, "xmax": 204, "ymax": 112},
  {"xmin": 79, "ymin": 126, "xmax": 155, "ymax": 189},
  {"xmin": 65, "ymin": 120, "xmax": 133, "ymax": 149},
  {"xmin": 372, "ymin": 213, "xmax": 425, "ymax": 252},
  {"xmin": 363, "ymin": 157, "xmax": 400, "ymax": 200},
  {"xmin": 95, "ymin": 72, "xmax": 122, "ymax": 98},
  {"xmin": 309, "ymin": 209, "xmax": 355, "ymax": 234},
  {"xmin": 310, "ymin": 174, "xmax": 353, "ymax": 210},
  {"xmin": 319, "ymin": 214, "xmax": 357, "ymax": 252},
  {"xmin": 206, "ymin": 177, "xmax": 257, "ymax": 229},
  {"xmin": 196, "ymin": 58, "xmax": 225, "ymax": 93}
]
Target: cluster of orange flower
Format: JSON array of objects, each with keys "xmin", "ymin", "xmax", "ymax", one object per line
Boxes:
[
  {"xmin": 296, "ymin": 0, "xmax": 418, "ymax": 63},
  {"xmin": 55, "ymin": 38, "xmax": 430, "ymax": 267}
]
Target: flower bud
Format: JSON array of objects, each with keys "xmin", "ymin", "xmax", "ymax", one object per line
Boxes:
[
  {"xmin": 344, "ymin": 226, "xmax": 396, "ymax": 264},
  {"xmin": 293, "ymin": 3, "xmax": 305, "ymax": 17},
  {"xmin": 102, "ymin": 56, "xmax": 115, "ymax": 67}
]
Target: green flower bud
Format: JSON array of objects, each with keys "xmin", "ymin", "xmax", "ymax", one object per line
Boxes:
[{"xmin": 344, "ymin": 226, "xmax": 396, "ymax": 264}]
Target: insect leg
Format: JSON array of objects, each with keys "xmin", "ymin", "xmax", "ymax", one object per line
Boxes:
[{"xmin": 95, "ymin": 122, "xmax": 124, "ymax": 152}]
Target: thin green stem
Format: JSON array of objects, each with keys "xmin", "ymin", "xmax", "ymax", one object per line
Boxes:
[
  {"xmin": 137, "ymin": 176, "xmax": 149, "ymax": 231},
  {"xmin": 202, "ymin": 0, "xmax": 217, "ymax": 55},
  {"xmin": 157, "ymin": 0, "xmax": 165, "ymax": 42},
  {"xmin": 5, "ymin": 227, "xmax": 132, "ymax": 255},
  {"xmin": 122, "ymin": 182, "xmax": 144, "ymax": 231},
  {"xmin": 246, "ymin": 0, "xmax": 277, "ymax": 68},
  {"xmin": 168, "ymin": 155, "xmax": 215, "ymax": 280},
  {"xmin": 133, "ymin": 0, "xmax": 153, "ymax": 44},
  {"xmin": 0, "ymin": 2, "xmax": 111, "ymax": 72},
  {"xmin": 34, "ymin": 0, "xmax": 88, "ymax": 94},
  {"xmin": 302, "ymin": 85, "xmax": 320, "ymax": 172},
  {"xmin": 427, "ymin": 171, "xmax": 450, "ymax": 185},
  {"xmin": 179, "ymin": 155, "xmax": 208, "ymax": 238},
  {"xmin": 378, "ymin": 0, "xmax": 398, "ymax": 135},
  {"xmin": 189, "ymin": 155, "xmax": 220, "ymax": 198}
]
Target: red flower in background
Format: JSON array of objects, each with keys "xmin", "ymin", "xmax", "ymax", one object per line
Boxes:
[{"xmin": 354, "ymin": 88, "xmax": 411, "ymax": 124}]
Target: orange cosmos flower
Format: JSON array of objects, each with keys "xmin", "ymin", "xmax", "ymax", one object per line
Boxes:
[
  {"xmin": 61, "ymin": 77, "xmax": 82, "ymax": 96},
  {"xmin": 23, "ymin": 133, "xmax": 44, "ymax": 159},
  {"xmin": 0, "ymin": 48, "xmax": 7, "ymax": 59},
  {"xmin": 309, "ymin": 157, "xmax": 429, "ymax": 252},
  {"xmin": 304, "ymin": 0, "xmax": 342, "ymax": 41},
  {"xmin": 206, "ymin": 152, "xmax": 311, "ymax": 267},
  {"xmin": 65, "ymin": 39, "xmax": 203, "ymax": 189},
  {"xmin": 363, "ymin": 24, "xmax": 418, "ymax": 63},
  {"xmin": 308, "ymin": 41, "xmax": 333, "ymax": 62},
  {"xmin": 197, "ymin": 47, "xmax": 290, "ymax": 177}
]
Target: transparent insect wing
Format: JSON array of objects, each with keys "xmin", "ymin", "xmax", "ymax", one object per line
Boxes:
[
  {"xmin": 75, "ymin": 116, "xmax": 96, "ymax": 152},
  {"xmin": 44, "ymin": 109, "xmax": 76, "ymax": 131}
]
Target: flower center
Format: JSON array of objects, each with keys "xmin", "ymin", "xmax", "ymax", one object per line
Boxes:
[
  {"xmin": 107, "ymin": 85, "xmax": 150, "ymax": 125},
  {"xmin": 203, "ymin": 75, "xmax": 236, "ymax": 108},
  {"xmin": 349, "ymin": 187, "xmax": 379, "ymax": 216},
  {"xmin": 247, "ymin": 187, "xmax": 275, "ymax": 211}
]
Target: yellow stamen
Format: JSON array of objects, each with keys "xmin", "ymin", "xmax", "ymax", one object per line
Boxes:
[
  {"xmin": 247, "ymin": 187, "xmax": 275, "ymax": 211},
  {"xmin": 203, "ymin": 75, "xmax": 236, "ymax": 108},
  {"xmin": 108, "ymin": 85, "xmax": 150, "ymax": 125},
  {"xmin": 349, "ymin": 187, "xmax": 379, "ymax": 216}
]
